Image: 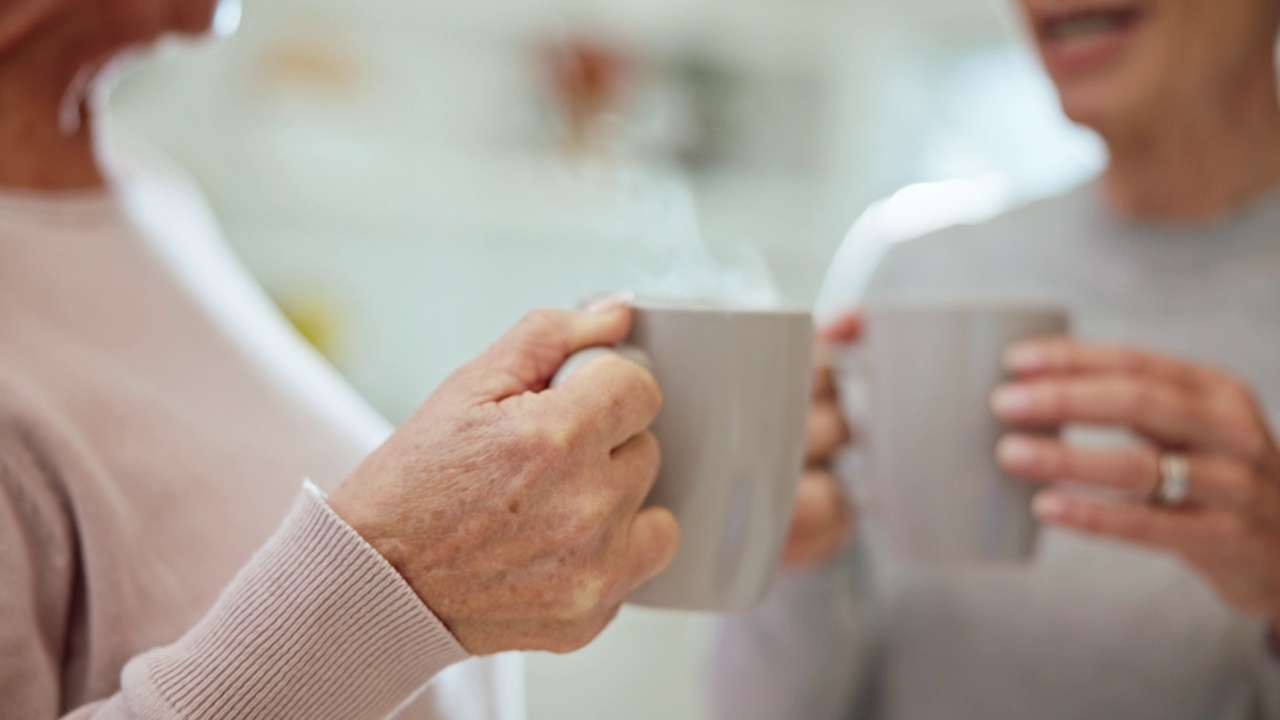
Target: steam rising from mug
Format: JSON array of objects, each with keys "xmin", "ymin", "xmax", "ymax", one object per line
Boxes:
[{"xmin": 610, "ymin": 169, "xmax": 782, "ymax": 308}]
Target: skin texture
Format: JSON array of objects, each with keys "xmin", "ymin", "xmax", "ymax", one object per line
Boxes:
[
  {"xmin": 328, "ymin": 303, "xmax": 679, "ymax": 655},
  {"xmin": 992, "ymin": 339, "xmax": 1280, "ymax": 630}
]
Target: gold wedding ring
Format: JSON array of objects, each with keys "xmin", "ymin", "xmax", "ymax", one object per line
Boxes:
[{"xmin": 1155, "ymin": 453, "xmax": 1191, "ymax": 507}]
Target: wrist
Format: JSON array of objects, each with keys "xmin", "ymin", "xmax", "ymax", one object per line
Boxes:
[{"xmin": 326, "ymin": 489, "xmax": 411, "ymax": 580}]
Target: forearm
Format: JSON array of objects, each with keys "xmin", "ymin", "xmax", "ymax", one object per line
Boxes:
[{"xmin": 64, "ymin": 484, "xmax": 467, "ymax": 720}]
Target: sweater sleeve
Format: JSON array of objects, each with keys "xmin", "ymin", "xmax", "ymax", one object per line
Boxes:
[
  {"xmin": 708, "ymin": 543, "xmax": 876, "ymax": 720},
  {"xmin": 0, "ymin": 451, "xmax": 469, "ymax": 719},
  {"xmin": 1249, "ymin": 624, "xmax": 1280, "ymax": 718}
]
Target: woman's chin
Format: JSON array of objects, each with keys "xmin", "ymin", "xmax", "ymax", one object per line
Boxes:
[{"xmin": 1056, "ymin": 84, "xmax": 1139, "ymax": 137}]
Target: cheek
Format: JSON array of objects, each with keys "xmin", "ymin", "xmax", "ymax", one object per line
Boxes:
[
  {"xmin": 1171, "ymin": 0, "xmax": 1279, "ymax": 86},
  {"xmin": 1064, "ymin": 0, "xmax": 1276, "ymax": 130}
]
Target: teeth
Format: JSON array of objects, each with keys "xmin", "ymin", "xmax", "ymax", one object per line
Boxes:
[{"xmin": 1049, "ymin": 13, "xmax": 1122, "ymax": 40}]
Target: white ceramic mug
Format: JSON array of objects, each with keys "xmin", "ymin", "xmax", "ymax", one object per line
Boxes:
[
  {"xmin": 839, "ymin": 302, "xmax": 1071, "ymax": 565},
  {"xmin": 554, "ymin": 300, "xmax": 814, "ymax": 611}
]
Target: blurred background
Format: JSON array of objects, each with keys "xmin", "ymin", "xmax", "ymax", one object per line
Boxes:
[{"xmin": 107, "ymin": 0, "xmax": 1103, "ymax": 717}]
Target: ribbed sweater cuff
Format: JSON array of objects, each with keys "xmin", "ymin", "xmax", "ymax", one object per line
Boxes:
[{"xmin": 122, "ymin": 483, "xmax": 469, "ymax": 719}]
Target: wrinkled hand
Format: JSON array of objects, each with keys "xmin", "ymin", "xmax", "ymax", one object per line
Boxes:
[
  {"xmin": 780, "ymin": 314, "xmax": 859, "ymax": 568},
  {"xmin": 993, "ymin": 338, "xmax": 1280, "ymax": 633},
  {"xmin": 329, "ymin": 302, "xmax": 680, "ymax": 655}
]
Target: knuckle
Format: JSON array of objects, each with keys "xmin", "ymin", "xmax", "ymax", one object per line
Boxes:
[
  {"xmin": 503, "ymin": 419, "xmax": 582, "ymax": 490},
  {"xmin": 545, "ymin": 567, "xmax": 622, "ymax": 630},
  {"xmin": 634, "ymin": 430, "xmax": 662, "ymax": 471},
  {"xmin": 519, "ymin": 308, "xmax": 565, "ymax": 336},
  {"xmin": 563, "ymin": 497, "xmax": 613, "ymax": 545},
  {"xmin": 611, "ymin": 357, "xmax": 664, "ymax": 420},
  {"xmin": 631, "ymin": 364, "xmax": 664, "ymax": 415},
  {"xmin": 561, "ymin": 572, "xmax": 608, "ymax": 619},
  {"xmin": 583, "ymin": 355, "xmax": 661, "ymax": 424},
  {"xmin": 546, "ymin": 418, "xmax": 581, "ymax": 452},
  {"xmin": 513, "ymin": 418, "xmax": 575, "ymax": 459},
  {"xmin": 497, "ymin": 417, "xmax": 536, "ymax": 460}
]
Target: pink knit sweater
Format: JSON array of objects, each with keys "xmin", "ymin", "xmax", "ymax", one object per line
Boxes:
[{"xmin": 0, "ymin": 176, "xmax": 509, "ymax": 718}]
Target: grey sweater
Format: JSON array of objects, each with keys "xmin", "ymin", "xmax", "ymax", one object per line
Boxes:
[{"xmin": 712, "ymin": 183, "xmax": 1280, "ymax": 719}]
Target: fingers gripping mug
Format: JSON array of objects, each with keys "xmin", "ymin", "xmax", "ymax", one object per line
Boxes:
[
  {"xmin": 838, "ymin": 302, "xmax": 1072, "ymax": 565},
  {"xmin": 554, "ymin": 300, "xmax": 814, "ymax": 612}
]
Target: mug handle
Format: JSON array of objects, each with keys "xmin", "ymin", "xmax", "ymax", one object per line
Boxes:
[{"xmin": 550, "ymin": 346, "xmax": 654, "ymax": 390}]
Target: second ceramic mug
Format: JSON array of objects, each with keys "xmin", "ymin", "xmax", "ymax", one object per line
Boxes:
[
  {"xmin": 553, "ymin": 300, "xmax": 814, "ymax": 612},
  {"xmin": 838, "ymin": 302, "xmax": 1071, "ymax": 565}
]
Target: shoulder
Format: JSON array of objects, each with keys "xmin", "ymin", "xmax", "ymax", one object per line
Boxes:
[
  {"xmin": 863, "ymin": 185, "xmax": 1091, "ymax": 303},
  {"xmin": 818, "ymin": 179, "xmax": 1094, "ymax": 314},
  {"xmin": 107, "ymin": 136, "xmax": 391, "ymax": 449}
]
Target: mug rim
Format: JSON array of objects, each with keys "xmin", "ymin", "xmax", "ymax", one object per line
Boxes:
[
  {"xmin": 864, "ymin": 299, "xmax": 1069, "ymax": 317},
  {"xmin": 632, "ymin": 296, "xmax": 811, "ymax": 317}
]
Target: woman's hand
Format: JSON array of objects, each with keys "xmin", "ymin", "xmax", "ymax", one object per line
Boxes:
[
  {"xmin": 992, "ymin": 338, "xmax": 1280, "ymax": 634},
  {"xmin": 329, "ymin": 301, "xmax": 679, "ymax": 655},
  {"xmin": 780, "ymin": 314, "xmax": 859, "ymax": 568}
]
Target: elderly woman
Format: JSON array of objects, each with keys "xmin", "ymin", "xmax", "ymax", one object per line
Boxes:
[
  {"xmin": 718, "ymin": 0, "xmax": 1280, "ymax": 717},
  {"xmin": 0, "ymin": 2, "xmax": 679, "ymax": 718}
]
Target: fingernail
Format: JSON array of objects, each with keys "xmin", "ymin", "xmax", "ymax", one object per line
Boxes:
[
  {"xmin": 997, "ymin": 435, "xmax": 1041, "ymax": 468},
  {"xmin": 991, "ymin": 385, "xmax": 1035, "ymax": 417},
  {"xmin": 1032, "ymin": 492, "xmax": 1068, "ymax": 521},
  {"xmin": 1004, "ymin": 343, "xmax": 1044, "ymax": 372},
  {"xmin": 585, "ymin": 291, "xmax": 634, "ymax": 315}
]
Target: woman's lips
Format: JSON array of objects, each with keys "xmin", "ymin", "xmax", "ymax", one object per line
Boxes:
[{"xmin": 1035, "ymin": 6, "xmax": 1144, "ymax": 78}]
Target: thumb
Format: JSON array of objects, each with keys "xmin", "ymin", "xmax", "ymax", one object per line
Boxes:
[{"xmin": 456, "ymin": 297, "xmax": 634, "ymax": 401}]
